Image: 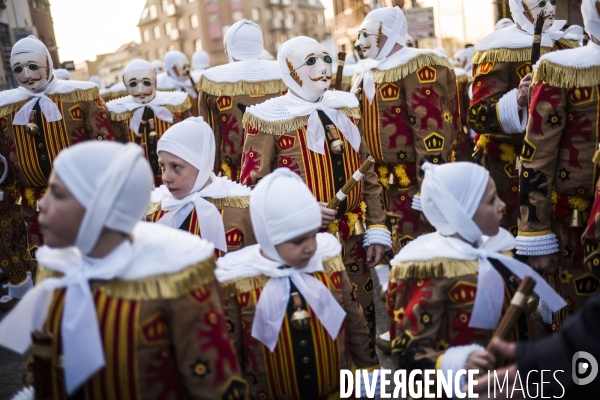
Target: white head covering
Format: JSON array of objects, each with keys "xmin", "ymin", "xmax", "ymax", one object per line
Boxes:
[
  {"xmin": 352, "ymin": 7, "xmax": 408, "ymax": 103},
  {"xmin": 509, "ymin": 0, "xmax": 568, "ymax": 42},
  {"xmin": 582, "ymin": 0, "xmax": 600, "ymax": 41},
  {"xmin": 53, "ymin": 68, "xmax": 71, "ymax": 80},
  {"xmin": 434, "ymin": 47, "xmax": 448, "ymax": 57},
  {"xmin": 154, "ymin": 117, "xmax": 229, "ymax": 252},
  {"xmin": 89, "ymin": 75, "xmax": 102, "ymax": 88},
  {"xmin": 495, "ymin": 17, "xmax": 515, "ymax": 30},
  {"xmin": 164, "ymin": 50, "xmax": 188, "ymax": 79},
  {"xmin": 11, "ymin": 35, "xmax": 54, "ymax": 71},
  {"xmin": 192, "ymin": 50, "xmax": 210, "ymax": 70},
  {"xmin": 249, "ymin": 168, "xmax": 345, "ymax": 351},
  {"xmin": 419, "ymin": 162, "xmax": 566, "ymax": 329},
  {"xmin": 151, "ymin": 59, "xmax": 165, "ymax": 72},
  {"xmin": 124, "ymin": 58, "xmax": 153, "ymax": 74},
  {"xmin": 0, "ymin": 142, "xmax": 154, "ymax": 395},
  {"xmin": 451, "ymin": 47, "xmax": 474, "ymax": 74},
  {"xmin": 224, "ymin": 19, "xmax": 264, "ymax": 63},
  {"xmin": 259, "ymin": 49, "xmax": 275, "ymax": 60},
  {"xmin": 277, "ymin": 36, "xmax": 361, "ymax": 155},
  {"xmin": 55, "ymin": 142, "xmax": 153, "ymax": 255}
]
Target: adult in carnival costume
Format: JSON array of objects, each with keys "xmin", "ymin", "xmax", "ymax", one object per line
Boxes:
[
  {"xmin": 106, "ymin": 59, "xmax": 192, "ymax": 186},
  {"xmin": 240, "ymin": 36, "xmax": 392, "ymax": 344},
  {"xmin": 198, "ymin": 20, "xmax": 286, "ymax": 181},
  {"xmin": 468, "ymin": 0, "xmax": 579, "ymax": 235},
  {"xmin": 163, "ymin": 50, "xmax": 199, "ymax": 116}
]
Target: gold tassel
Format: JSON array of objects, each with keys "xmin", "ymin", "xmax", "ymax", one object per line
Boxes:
[
  {"xmin": 242, "ymin": 107, "xmax": 361, "ymax": 136},
  {"xmin": 198, "ymin": 77, "xmax": 288, "ymax": 97},
  {"xmin": 473, "ymin": 47, "xmax": 552, "ymax": 65},
  {"xmin": 109, "ymin": 96, "xmax": 193, "ymax": 122},
  {"xmin": 533, "ymin": 59, "xmax": 600, "ymax": 88},
  {"xmin": 378, "ymin": 165, "xmax": 390, "ymax": 190},
  {"xmin": 394, "ymin": 164, "xmax": 411, "ymax": 187},
  {"xmin": 205, "ymin": 196, "xmax": 250, "ymax": 209},
  {"xmin": 371, "ymin": 54, "xmax": 454, "ymax": 84},
  {"xmin": 390, "ymin": 259, "xmax": 479, "ymax": 281},
  {"xmin": 592, "ymin": 149, "xmax": 600, "ymax": 165},
  {"xmin": 499, "ymin": 142, "xmax": 517, "ymax": 163},
  {"xmin": 568, "ymin": 196, "xmax": 589, "ymax": 213}
]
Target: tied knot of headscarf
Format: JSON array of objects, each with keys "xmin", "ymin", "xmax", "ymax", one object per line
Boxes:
[
  {"xmin": 287, "ymin": 94, "xmax": 361, "ymax": 155},
  {"xmin": 248, "ymin": 169, "xmax": 345, "ymax": 351},
  {"xmin": 154, "ymin": 117, "xmax": 228, "ymax": 252},
  {"xmin": 126, "ymin": 101, "xmax": 173, "ymax": 133},
  {"xmin": 420, "ymin": 162, "xmax": 565, "ymax": 329},
  {"xmin": 350, "ymin": 58, "xmax": 381, "ymax": 104},
  {"xmin": 13, "ymin": 78, "xmax": 62, "ymax": 125}
]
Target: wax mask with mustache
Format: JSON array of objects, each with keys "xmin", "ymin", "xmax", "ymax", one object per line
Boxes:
[
  {"xmin": 357, "ymin": 19, "xmax": 383, "ymax": 60},
  {"xmin": 10, "ymin": 52, "xmax": 51, "ymax": 92},
  {"xmin": 286, "ymin": 43, "xmax": 332, "ymax": 102},
  {"xmin": 123, "ymin": 69, "xmax": 156, "ymax": 104},
  {"xmin": 173, "ymin": 59, "xmax": 191, "ymax": 81},
  {"xmin": 521, "ymin": 0, "xmax": 556, "ymax": 32}
]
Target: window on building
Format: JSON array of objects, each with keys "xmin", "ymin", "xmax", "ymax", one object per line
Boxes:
[
  {"xmin": 282, "ymin": 0, "xmax": 291, "ymax": 5},
  {"xmin": 266, "ymin": 10, "xmax": 272, "ymax": 20},
  {"xmin": 149, "ymin": 5, "xmax": 158, "ymax": 19},
  {"xmin": 174, "ymin": 0, "xmax": 181, "ymax": 4},
  {"xmin": 165, "ymin": 22, "xmax": 172, "ymax": 36},
  {"xmin": 154, "ymin": 25, "xmax": 161, "ymax": 39},
  {"xmin": 143, "ymin": 29, "xmax": 150, "ymax": 42},
  {"xmin": 251, "ymin": 8, "xmax": 260, "ymax": 22},
  {"xmin": 232, "ymin": 11, "xmax": 244, "ymax": 22},
  {"xmin": 157, "ymin": 48, "xmax": 164, "ymax": 59},
  {"xmin": 277, "ymin": 10, "xmax": 284, "ymax": 21},
  {"xmin": 195, "ymin": 39, "xmax": 203, "ymax": 51},
  {"xmin": 141, "ymin": 7, "xmax": 150, "ymax": 19},
  {"xmin": 270, "ymin": 0, "xmax": 279, "ymax": 4},
  {"xmin": 162, "ymin": 0, "xmax": 169, "ymax": 13},
  {"xmin": 209, "ymin": 13, "xmax": 219, "ymax": 23},
  {"xmin": 191, "ymin": 13, "xmax": 199, "ymax": 28},
  {"xmin": 168, "ymin": 44, "xmax": 176, "ymax": 50},
  {"xmin": 317, "ymin": 14, "xmax": 323, "ymax": 24},
  {"xmin": 299, "ymin": 12, "xmax": 305, "ymax": 22},
  {"xmin": 178, "ymin": 18, "xmax": 185, "ymax": 30}
]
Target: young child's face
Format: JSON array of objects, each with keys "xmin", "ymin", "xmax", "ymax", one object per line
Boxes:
[
  {"xmin": 472, "ymin": 178, "xmax": 506, "ymax": 237},
  {"xmin": 275, "ymin": 229, "xmax": 319, "ymax": 269},
  {"xmin": 38, "ymin": 172, "xmax": 86, "ymax": 248},
  {"xmin": 158, "ymin": 151, "xmax": 199, "ymax": 199}
]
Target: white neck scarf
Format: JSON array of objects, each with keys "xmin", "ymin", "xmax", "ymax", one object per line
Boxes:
[
  {"xmin": 249, "ymin": 169, "xmax": 344, "ymax": 351},
  {"xmin": 124, "ymin": 95, "xmax": 174, "ymax": 133},
  {"xmin": 13, "ymin": 78, "xmax": 62, "ymax": 125},
  {"xmin": 582, "ymin": 0, "xmax": 600, "ymax": 41},
  {"xmin": 420, "ymin": 162, "xmax": 565, "ymax": 329},
  {"xmin": 286, "ymin": 92, "xmax": 361, "ymax": 155},
  {"xmin": 351, "ymin": 6, "xmax": 407, "ymax": 103}
]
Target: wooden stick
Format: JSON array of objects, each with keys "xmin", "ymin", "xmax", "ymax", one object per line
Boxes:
[
  {"xmin": 334, "ymin": 52, "xmax": 347, "ymax": 91},
  {"xmin": 531, "ymin": 10, "xmax": 545, "ymax": 67},
  {"xmin": 327, "ymin": 156, "xmax": 375, "ymax": 209},
  {"xmin": 486, "ymin": 276, "xmax": 536, "ymax": 355}
]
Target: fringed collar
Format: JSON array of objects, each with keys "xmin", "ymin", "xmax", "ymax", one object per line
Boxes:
[
  {"xmin": 533, "ymin": 42, "xmax": 600, "ymax": 88},
  {"xmin": 0, "ymin": 79, "xmax": 98, "ymax": 109},
  {"xmin": 106, "ymin": 91, "xmax": 192, "ymax": 121},
  {"xmin": 199, "ymin": 59, "xmax": 286, "ymax": 97}
]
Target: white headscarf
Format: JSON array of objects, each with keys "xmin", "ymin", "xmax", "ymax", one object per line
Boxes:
[
  {"xmin": 509, "ymin": 0, "xmax": 568, "ymax": 45},
  {"xmin": 224, "ymin": 19, "xmax": 264, "ymax": 63},
  {"xmin": 277, "ymin": 36, "xmax": 361, "ymax": 155},
  {"xmin": 495, "ymin": 17, "xmax": 515, "ymax": 30},
  {"xmin": 154, "ymin": 117, "xmax": 229, "ymax": 252},
  {"xmin": 192, "ymin": 50, "xmax": 210, "ymax": 70},
  {"xmin": 582, "ymin": 0, "xmax": 600, "ymax": 41},
  {"xmin": 10, "ymin": 35, "xmax": 62, "ymax": 125},
  {"xmin": 164, "ymin": 50, "xmax": 197, "ymax": 98},
  {"xmin": 352, "ymin": 6, "xmax": 408, "ymax": 103},
  {"xmin": 0, "ymin": 142, "xmax": 153, "ymax": 395},
  {"xmin": 249, "ymin": 168, "xmax": 345, "ymax": 351},
  {"xmin": 420, "ymin": 162, "xmax": 566, "ymax": 329},
  {"xmin": 53, "ymin": 68, "xmax": 71, "ymax": 80},
  {"xmin": 89, "ymin": 75, "xmax": 102, "ymax": 88}
]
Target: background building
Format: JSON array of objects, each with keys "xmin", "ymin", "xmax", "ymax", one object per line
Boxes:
[{"xmin": 138, "ymin": 0, "xmax": 328, "ymax": 67}]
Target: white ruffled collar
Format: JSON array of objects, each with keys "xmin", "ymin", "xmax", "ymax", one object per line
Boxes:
[
  {"xmin": 150, "ymin": 177, "xmax": 250, "ymax": 205},
  {"xmin": 245, "ymin": 90, "xmax": 358, "ymax": 123},
  {"xmin": 201, "ymin": 59, "xmax": 282, "ymax": 83},
  {"xmin": 215, "ymin": 232, "xmax": 341, "ymax": 283},
  {"xmin": 373, "ymin": 46, "xmax": 448, "ymax": 72},
  {"xmin": 105, "ymin": 90, "xmax": 189, "ymax": 114},
  {"xmin": 475, "ymin": 23, "xmax": 569, "ymax": 51},
  {"xmin": 0, "ymin": 79, "xmax": 97, "ymax": 108},
  {"xmin": 535, "ymin": 40, "xmax": 600, "ymax": 69}
]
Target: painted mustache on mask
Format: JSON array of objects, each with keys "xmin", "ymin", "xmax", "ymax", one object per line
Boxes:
[
  {"xmin": 19, "ymin": 76, "xmax": 42, "ymax": 84},
  {"xmin": 310, "ymin": 75, "xmax": 332, "ymax": 81}
]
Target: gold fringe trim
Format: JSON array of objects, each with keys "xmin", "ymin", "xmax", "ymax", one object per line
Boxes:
[
  {"xmin": 533, "ymin": 60, "xmax": 600, "ymax": 88},
  {"xmin": 559, "ymin": 39, "xmax": 580, "ymax": 49},
  {"xmin": 109, "ymin": 96, "xmax": 193, "ymax": 122},
  {"xmin": 472, "ymin": 47, "xmax": 552, "ymax": 65},
  {"xmin": 205, "ymin": 196, "xmax": 250, "ymax": 208},
  {"xmin": 198, "ymin": 77, "xmax": 287, "ymax": 97},
  {"xmin": 0, "ymin": 88, "xmax": 100, "ymax": 118},
  {"xmin": 593, "ymin": 149, "xmax": 600, "ymax": 165},
  {"xmin": 36, "ymin": 258, "xmax": 217, "ymax": 300},
  {"xmin": 456, "ymin": 74, "xmax": 469, "ymax": 85},
  {"xmin": 222, "ymin": 254, "xmax": 345, "ymax": 297},
  {"xmin": 371, "ymin": 54, "xmax": 453, "ymax": 83},
  {"xmin": 243, "ymin": 107, "xmax": 361, "ymax": 135},
  {"xmin": 551, "ymin": 190, "xmax": 589, "ymax": 212},
  {"xmin": 146, "ymin": 202, "xmax": 161, "ymax": 216}
]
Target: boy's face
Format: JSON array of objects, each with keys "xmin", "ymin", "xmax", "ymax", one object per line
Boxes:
[
  {"xmin": 158, "ymin": 151, "xmax": 199, "ymax": 199},
  {"xmin": 471, "ymin": 178, "xmax": 506, "ymax": 237},
  {"xmin": 38, "ymin": 172, "xmax": 86, "ymax": 249},
  {"xmin": 275, "ymin": 229, "xmax": 319, "ymax": 269}
]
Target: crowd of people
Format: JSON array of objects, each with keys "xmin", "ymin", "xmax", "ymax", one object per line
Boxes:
[{"xmin": 0, "ymin": 0, "xmax": 599, "ymax": 398}]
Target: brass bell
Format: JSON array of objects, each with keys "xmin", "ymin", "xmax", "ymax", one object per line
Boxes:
[
  {"xmin": 387, "ymin": 172, "xmax": 395, "ymax": 186},
  {"xmin": 148, "ymin": 119, "xmax": 157, "ymax": 138},
  {"xmin": 26, "ymin": 122, "xmax": 39, "ymax": 136},
  {"xmin": 354, "ymin": 218, "xmax": 365, "ymax": 235},
  {"xmin": 329, "ymin": 139, "xmax": 345, "ymax": 155},
  {"xmin": 568, "ymin": 208, "xmax": 584, "ymax": 228},
  {"xmin": 290, "ymin": 292, "xmax": 311, "ymax": 330},
  {"xmin": 525, "ymin": 294, "xmax": 539, "ymax": 314}
]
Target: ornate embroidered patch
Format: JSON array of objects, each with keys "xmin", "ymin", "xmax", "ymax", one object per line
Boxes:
[
  {"xmin": 423, "ymin": 132, "xmax": 445, "ymax": 152},
  {"xmin": 68, "ymin": 104, "xmax": 84, "ymax": 121},
  {"xmin": 417, "ymin": 66, "xmax": 437, "ymax": 83},
  {"xmin": 379, "ymin": 83, "xmax": 401, "ymax": 101},
  {"xmin": 216, "ymin": 95, "xmax": 233, "ymax": 111},
  {"xmin": 448, "ymin": 281, "xmax": 477, "ymax": 305}
]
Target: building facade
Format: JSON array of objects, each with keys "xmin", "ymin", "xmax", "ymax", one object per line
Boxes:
[
  {"xmin": 96, "ymin": 42, "xmax": 141, "ymax": 88},
  {"xmin": 138, "ymin": 0, "xmax": 327, "ymax": 67},
  {"xmin": 28, "ymin": 0, "xmax": 59, "ymax": 67}
]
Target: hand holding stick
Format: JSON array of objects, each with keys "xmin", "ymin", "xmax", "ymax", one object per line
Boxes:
[{"xmin": 327, "ymin": 156, "xmax": 375, "ymax": 209}]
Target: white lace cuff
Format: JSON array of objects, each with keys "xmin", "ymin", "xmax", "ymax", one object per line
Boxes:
[
  {"xmin": 515, "ymin": 232, "xmax": 559, "ymax": 256},
  {"xmin": 7, "ymin": 273, "xmax": 33, "ymax": 299},
  {"xmin": 363, "ymin": 228, "xmax": 393, "ymax": 251},
  {"xmin": 440, "ymin": 344, "xmax": 485, "ymax": 399},
  {"xmin": 412, "ymin": 193, "xmax": 422, "ymax": 211},
  {"xmin": 498, "ymin": 88, "xmax": 527, "ymax": 134}
]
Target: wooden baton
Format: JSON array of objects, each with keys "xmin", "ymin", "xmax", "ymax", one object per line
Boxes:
[
  {"xmin": 327, "ymin": 156, "xmax": 375, "ymax": 209},
  {"xmin": 334, "ymin": 52, "xmax": 347, "ymax": 91}
]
